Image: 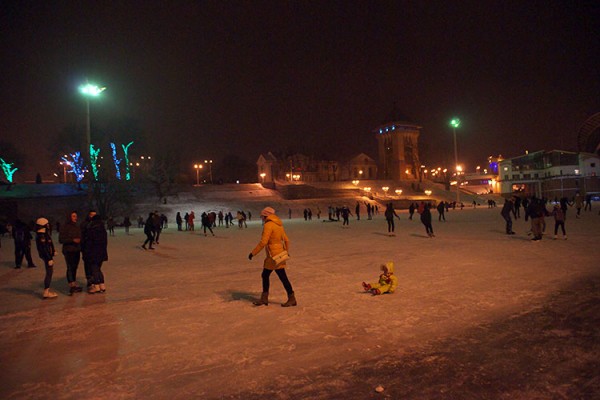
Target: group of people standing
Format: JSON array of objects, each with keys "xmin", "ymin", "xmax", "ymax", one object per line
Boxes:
[
  {"xmin": 500, "ymin": 193, "xmax": 592, "ymax": 241},
  {"xmin": 9, "ymin": 210, "xmax": 109, "ymax": 299}
]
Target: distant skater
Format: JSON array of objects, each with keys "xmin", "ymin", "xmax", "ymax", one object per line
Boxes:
[
  {"xmin": 419, "ymin": 202, "xmax": 434, "ymax": 238},
  {"xmin": 384, "ymin": 203, "xmax": 400, "ymax": 236},
  {"xmin": 35, "ymin": 217, "xmax": 58, "ymax": 299}
]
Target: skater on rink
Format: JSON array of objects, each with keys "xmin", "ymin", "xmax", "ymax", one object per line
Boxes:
[
  {"xmin": 248, "ymin": 207, "xmax": 296, "ymax": 307},
  {"xmin": 362, "ymin": 261, "xmax": 398, "ymax": 295},
  {"xmin": 384, "ymin": 203, "xmax": 401, "ymax": 236}
]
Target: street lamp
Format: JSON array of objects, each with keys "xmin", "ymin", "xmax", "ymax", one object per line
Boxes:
[
  {"xmin": 450, "ymin": 117, "xmax": 461, "ymax": 204},
  {"xmin": 204, "ymin": 159, "xmax": 213, "ymax": 184},
  {"xmin": 382, "ymin": 186, "xmax": 389, "ymax": 196},
  {"xmin": 79, "ymin": 82, "xmax": 106, "ymax": 169},
  {"xmin": 194, "ymin": 164, "xmax": 203, "ymax": 186}
]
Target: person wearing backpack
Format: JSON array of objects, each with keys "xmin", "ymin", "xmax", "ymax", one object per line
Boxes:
[{"xmin": 12, "ymin": 219, "xmax": 37, "ymax": 269}]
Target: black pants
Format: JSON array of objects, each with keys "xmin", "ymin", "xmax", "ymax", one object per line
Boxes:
[
  {"xmin": 203, "ymin": 224, "xmax": 214, "ymax": 235},
  {"xmin": 386, "ymin": 218, "xmax": 395, "ymax": 233},
  {"xmin": 63, "ymin": 251, "xmax": 81, "ymax": 283},
  {"xmin": 261, "ymin": 268, "xmax": 293, "ymax": 295},
  {"xmin": 83, "ymin": 260, "xmax": 93, "ymax": 286},
  {"xmin": 43, "ymin": 260, "xmax": 53, "ymax": 289},
  {"xmin": 89, "ymin": 261, "xmax": 104, "ymax": 285},
  {"xmin": 143, "ymin": 232, "xmax": 154, "ymax": 247},
  {"xmin": 15, "ymin": 244, "xmax": 35, "ymax": 267},
  {"xmin": 438, "ymin": 212, "xmax": 445, "ymax": 221},
  {"xmin": 554, "ymin": 221, "xmax": 566, "ymax": 235},
  {"xmin": 503, "ymin": 215, "xmax": 513, "ymax": 233},
  {"xmin": 422, "ymin": 222, "xmax": 434, "ymax": 235}
]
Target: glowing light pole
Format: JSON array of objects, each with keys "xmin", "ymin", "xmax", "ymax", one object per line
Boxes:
[
  {"xmin": 79, "ymin": 82, "xmax": 106, "ymax": 167},
  {"xmin": 450, "ymin": 117, "xmax": 461, "ymax": 204},
  {"xmin": 204, "ymin": 159, "xmax": 213, "ymax": 184},
  {"xmin": 194, "ymin": 164, "xmax": 203, "ymax": 186}
]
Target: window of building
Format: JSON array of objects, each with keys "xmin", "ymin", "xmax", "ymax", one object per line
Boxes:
[
  {"xmin": 591, "ymin": 163, "xmax": 596, "ymax": 167},
  {"xmin": 523, "ymin": 174, "xmax": 531, "ymax": 179},
  {"xmin": 504, "ymin": 175, "xmax": 509, "ymax": 180},
  {"xmin": 512, "ymin": 174, "xmax": 520, "ymax": 180},
  {"xmin": 534, "ymin": 173, "xmax": 539, "ymax": 178}
]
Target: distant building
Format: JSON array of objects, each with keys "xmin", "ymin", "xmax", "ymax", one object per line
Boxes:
[
  {"xmin": 256, "ymin": 152, "xmax": 377, "ymax": 183},
  {"xmin": 498, "ymin": 150, "xmax": 600, "ymax": 199},
  {"xmin": 373, "ymin": 105, "xmax": 421, "ymax": 181}
]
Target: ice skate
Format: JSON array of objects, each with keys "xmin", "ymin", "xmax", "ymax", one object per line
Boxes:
[
  {"xmin": 362, "ymin": 282, "xmax": 371, "ymax": 291},
  {"xmin": 371, "ymin": 288, "xmax": 381, "ymax": 295},
  {"xmin": 43, "ymin": 289, "xmax": 58, "ymax": 299}
]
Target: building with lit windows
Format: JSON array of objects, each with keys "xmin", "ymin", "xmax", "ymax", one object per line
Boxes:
[
  {"xmin": 373, "ymin": 106, "xmax": 421, "ymax": 181},
  {"xmin": 498, "ymin": 150, "xmax": 600, "ymax": 199}
]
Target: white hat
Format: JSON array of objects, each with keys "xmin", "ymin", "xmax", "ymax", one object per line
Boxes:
[
  {"xmin": 260, "ymin": 207, "xmax": 275, "ymax": 217},
  {"xmin": 36, "ymin": 217, "xmax": 49, "ymax": 226}
]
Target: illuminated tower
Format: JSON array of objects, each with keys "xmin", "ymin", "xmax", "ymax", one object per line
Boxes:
[{"xmin": 374, "ymin": 105, "xmax": 421, "ymax": 180}]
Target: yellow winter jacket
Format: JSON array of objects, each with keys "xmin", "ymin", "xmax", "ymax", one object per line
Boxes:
[
  {"xmin": 251, "ymin": 214, "xmax": 290, "ymax": 270},
  {"xmin": 370, "ymin": 261, "xmax": 398, "ymax": 294}
]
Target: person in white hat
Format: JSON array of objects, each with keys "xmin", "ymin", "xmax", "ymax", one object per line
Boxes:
[
  {"xmin": 35, "ymin": 217, "xmax": 58, "ymax": 299},
  {"xmin": 248, "ymin": 207, "xmax": 296, "ymax": 307}
]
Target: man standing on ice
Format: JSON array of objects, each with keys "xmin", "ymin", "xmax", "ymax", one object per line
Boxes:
[
  {"xmin": 248, "ymin": 207, "xmax": 296, "ymax": 307},
  {"xmin": 501, "ymin": 197, "xmax": 515, "ymax": 235}
]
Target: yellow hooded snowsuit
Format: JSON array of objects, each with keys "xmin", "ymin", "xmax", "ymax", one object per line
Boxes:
[
  {"xmin": 369, "ymin": 261, "xmax": 398, "ymax": 294},
  {"xmin": 251, "ymin": 214, "xmax": 289, "ymax": 270}
]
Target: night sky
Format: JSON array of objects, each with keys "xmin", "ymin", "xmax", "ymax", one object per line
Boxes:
[{"xmin": 1, "ymin": 1, "xmax": 598, "ymax": 178}]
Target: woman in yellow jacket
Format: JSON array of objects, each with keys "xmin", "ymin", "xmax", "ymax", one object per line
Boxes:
[{"xmin": 248, "ymin": 207, "xmax": 296, "ymax": 307}]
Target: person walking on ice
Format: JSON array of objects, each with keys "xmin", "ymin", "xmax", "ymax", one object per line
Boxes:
[
  {"xmin": 248, "ymin": 207, "xmax": 296, "ymax": 307},
  {"xmin": 362, "ymin": 261, "xmax": 398, "ymax": 295},
  {"xmin": 35, "ymin": 217, "xmax": 58, "ymax": 299}
]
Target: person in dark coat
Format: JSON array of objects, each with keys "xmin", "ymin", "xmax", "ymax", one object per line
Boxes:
[
  {"xmin": 408, "ymin": 203, "xmax": 416, "ymax": 220},
  {"xmin": 419, "ymin": 203, "xmax": 435, "ymax": 238},
  {"xmin": 384, "ymin": 203, "xmax": 400, "ymax": 236},
  {"xmin": 80, "ymin": 210, "xmax": 97, "ymax": 288},
  {"xmin": 201, "ymin": 212, "xmax": 215, "ymax": 236},
  {"xmin": 58, "ymin": 211, "xmax": 83, "ymax": 294},
  {"xmin": 142, "ymin": 213, "xmax": 155, "ymax": 250},
  {"xmin": 152, "ymin": 211, "xmax": 162, "ymax": 244},
  {"xmin": 12, "ymin": 219, "xmax": 37, "ymax": 269},
  {"xmin": 501, "ymin": 198, "xmax": 515, "ymax": 235},
  {"xmin": 176, "ymin": 212, "xmax": 183, "ymax": 231},
  {"xmin": 82, "ymin": 214, "xmax": 108, "ymax": 293},
  {"xmin": 123, "ymin": 216, "xmax": 132, "ymax": 235},
  {"xmin": 437, "ymin": 201, "xmax": 446, "ymax": 222},
  {"xmin": 35, "ymin": 217, "xmax": 57, "ymax": 299}
]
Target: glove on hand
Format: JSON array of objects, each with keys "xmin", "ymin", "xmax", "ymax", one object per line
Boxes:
[{"xmin": 248, "ymin": 253, "xmax": 253, "ymax": 260}]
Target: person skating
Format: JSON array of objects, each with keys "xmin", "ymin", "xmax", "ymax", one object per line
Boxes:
[
  {"xmin": 501, "ymin": 197, "xmax": 516, "ymax": 234},
  {"xmin": 384, "ymin": 203, "xmax": 400, "ymax": 236},
  {"xmin": 248, "ymin": 207, "xmax": 296, "ymax": 307},
  {"xmin": 12, "ymin": 219, "xmax": 37, "ymax": 269},
  {"xmin": 58, "ymin": 211, "xmax": 83, "ymax": 294},
  {"xmin": 419, "ymin": 202, "xmax": 435, "ymax": 238},
  {"xmin": 201, "ymin": 212, "xmax": 215, "ymax": 236},
  {"xmin": 551, "ymin": 204, "xmax": 567, "ymax": 240},
  {"xmin": 34, "ymin": 218, "xmax": 57, "ymax": 299},
  {"xmin": 362, "ymin": 261, "xmax": 398, "ymax": 295},
  {"xmin": 142, "ymin": 213, "xmax": 155, "ymax": 250},
  {"xmin": 437, "ymin": 201, "xmax": 446, "ymax": 222}
]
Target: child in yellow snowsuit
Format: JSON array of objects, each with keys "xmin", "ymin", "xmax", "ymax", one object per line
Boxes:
[{"xmin": 362, "ymin": 261, "xmax": 398, "ymax": 295}]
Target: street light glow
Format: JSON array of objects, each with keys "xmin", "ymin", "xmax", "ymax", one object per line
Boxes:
[
  {"xmin": 79, "ymin": 83, "xmax": 106, "ymax": 97},
  {"xmin": 450, "ymin": 118, "xmax": 461, "ymax": 128}
]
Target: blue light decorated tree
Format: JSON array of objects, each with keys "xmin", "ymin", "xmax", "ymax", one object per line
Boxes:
[
  {"xmin": 62, "ymin": 152, "xmax": 86, "ymax": 184},
  {"xmin": 0, "ymin": 157, "xmax": 18, "ymax": 183},
  {"xmin": 110, "ymin": 142, "xmax": 122, "ymax": 180}
]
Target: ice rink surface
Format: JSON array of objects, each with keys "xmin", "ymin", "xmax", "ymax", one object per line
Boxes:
[{"xmin": 1, "ymin": 204, "xmax": 599, "ymax": 399}]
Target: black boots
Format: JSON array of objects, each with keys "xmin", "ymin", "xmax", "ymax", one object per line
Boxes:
[
  {"xmin": 253, "ymin": 292, "xmax": 269, "ymax": 306},
  {"xmin": 281, "ymin": 292, "xmax": 297, "ymax": 307}
]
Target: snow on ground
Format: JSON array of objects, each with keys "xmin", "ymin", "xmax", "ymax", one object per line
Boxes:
[{"xmin": 0, "ymin": 200, "xmax": 599, "ymax": 399}]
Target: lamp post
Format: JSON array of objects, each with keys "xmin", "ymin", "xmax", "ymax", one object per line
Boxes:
[
  {"xmin": 204, "ymin": 159, "xmax": 213, "ymax": 184},
  {"xmin": 450, "ymin": 117, "xmax": 461, "ymax": 204},
  {"xmin": 60, "ymin": 161, "xmax": 67, "ymax": 183},
  {"xmin": 79, "ymin": 82, "xmax": 106, "ymax": 168},
  {"xmin": 194, "ymin": 164, "xmax": 203, "ymax": 186}
]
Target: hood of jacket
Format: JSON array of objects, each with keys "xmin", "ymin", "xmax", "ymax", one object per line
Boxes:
[
  {"xmin": 382, "ymin": 261, "xmax": 394, "ymax": 274},
  {"xmin": 265, "ymin": 214, "xmax": 283, "ymax": 226}
]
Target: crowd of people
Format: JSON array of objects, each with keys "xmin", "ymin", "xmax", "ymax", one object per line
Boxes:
[{"xmin": 0, "ymin": 191, "xmax": 595, "ymax": 300}]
